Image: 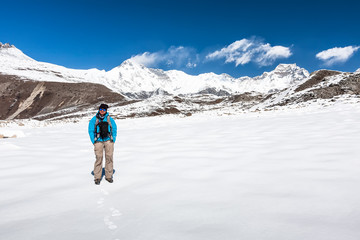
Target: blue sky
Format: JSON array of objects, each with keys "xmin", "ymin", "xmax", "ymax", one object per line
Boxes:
[{"xmin": 1, "ymin": 0, "xmax": 359, "ymax": 77}]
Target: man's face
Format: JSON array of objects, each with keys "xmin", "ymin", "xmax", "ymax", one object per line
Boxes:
[{"xmin": 99, "ymin": 108, "xmax": 107, "ymax": 115}]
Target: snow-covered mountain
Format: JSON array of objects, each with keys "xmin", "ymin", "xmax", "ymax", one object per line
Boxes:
[
  {"xmin": 236, "ymin": 63, "xmax": 309, "ymax": 93},
  {"xmin": 0, "ymin": 44, "xmax": 309, "ymax": 96},
  {"xmin": 2, "ymin": 43, "xmax": 360, "ymax": 121},
  {"xmin": 0, "ymin": 43, "xmax": 107, "ymax": 85}
]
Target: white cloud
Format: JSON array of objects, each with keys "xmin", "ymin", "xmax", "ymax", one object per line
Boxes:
[
  {"xmin": 130, "ymin": 38, "xmax": 293, "ymax": 70},
  {"xmin": 255, "ymin": 44, "xmax": 292, "ymax": 66},
  {"xmin": 206, "ymin": 38, "xmax": 292, "ymax": 67},
  {"xmin": 130, "ymin": 52, "xmax": 162, "ymax": 67},
  {"xmin": 316, "ymin": 46, "xmax": 360, "ymax": 66},
  {"xmin": 130, "ymin": 46, "xmax": 199, "ymax": 69},
  {"xmin": 207, "ymin": 39, "xmax": 254, "ymax": 64}
]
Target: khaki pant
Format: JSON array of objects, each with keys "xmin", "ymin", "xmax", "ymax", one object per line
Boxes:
[{"xmin": 93, "ymin": 141, "xmax": 114, "ymax": 180}]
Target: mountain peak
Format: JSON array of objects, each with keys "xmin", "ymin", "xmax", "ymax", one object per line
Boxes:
[
  {"xmin": 120, "ymin": 58, "xmax": 145, "ymax": 67},
  {"xmin": 255, "ymin": 63, "xmax": 309, "ymax": 79},
  {"xmin": 0, "ymin": 44, "xmax": 33, "ymax": 61},
  {"xmin": 108, "ymin": 58, "xmax": 143, "ymax": 72},
  {"xmin": 274, "ymin": 63, "xmax": 299, "ymax": 72},
  {"xmin": 0, "ymin": 42, "xmax": 15, "ymax": 49},
  {"xmin": 270, "ymin": 63, "xmax": 310, "ymax": 80},
  {"xmin": 121, "ymin": 58, "xmax": 136, "ymax": 65}
]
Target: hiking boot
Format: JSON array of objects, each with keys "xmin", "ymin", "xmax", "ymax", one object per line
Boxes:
[
  {"xmin": 105, "ymin": 178, "xmax": 113, "ymax": 183},
  {"xmin": 94, "ymin": 179, "xmax": 101, "ymax": 185}
]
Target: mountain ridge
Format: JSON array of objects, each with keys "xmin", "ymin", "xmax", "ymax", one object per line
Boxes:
[
  {"xmin": 1, "ymin": 43, "xmax": 359, "ymax": 121},
  {"xmin": 0, "ymin": 44, "xmax": 309, "ymax": 96}
]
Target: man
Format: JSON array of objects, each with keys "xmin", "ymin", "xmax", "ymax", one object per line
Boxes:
[{"xmin": 88, "ymin": 104, "xmax": 117, "ymax": 185}]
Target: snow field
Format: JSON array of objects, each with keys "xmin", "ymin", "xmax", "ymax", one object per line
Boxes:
[{"xmin": 1, "ymin": 103, "xmax": 360, "ymax": 240}]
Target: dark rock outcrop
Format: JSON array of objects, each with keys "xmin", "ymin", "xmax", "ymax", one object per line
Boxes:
[
  {"xmin": 197, "ymin": 88, "xmax": 231, "ymax": 96},
  {"xmin": 295, "ymin": 70, "xmax": 341, "ymax": 92},
  {"xmin": 123, "ymin": 88, "xmax": 171, "ymax": 99},
  {"xmin": 229, "ymin": 92, "xmax": 263, "ymax": 103}
]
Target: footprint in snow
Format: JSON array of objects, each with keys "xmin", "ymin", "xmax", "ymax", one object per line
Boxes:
[
  {"xmin": 104, "ymin": 216, "xmax": 118, "ymax": 230},
  {"xmin": 97, "ymin": 189, "xmax": 108, "ymax": 208},
  {"xmin": 97, "ymin": 189, "xmax": 122, "ymax": 230},
  {"xmin": 97, "ymin": 197, "xmax": 105, "ymax": 207},
  {"xmin": 101, "ymin": 189, "xmax": 109, "ymax": 195},
  {"xmin": 103, "ymin": 207, "xmax": 122, "ymax": 230},
  {"xmin": 110, "ymin": 207, "xmax": 122, "ymax": 217}
]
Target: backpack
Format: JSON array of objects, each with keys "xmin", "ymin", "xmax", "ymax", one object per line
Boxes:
[
  {"xmin": 94, "ymin": 115, "xmax": 113, "ymax": 142},
  {"xmin": 98, "ymin": 121, "xmax": 109, "ymax": 139}
]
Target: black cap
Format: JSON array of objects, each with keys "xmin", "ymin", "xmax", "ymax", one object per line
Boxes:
[{"xmin": 99, "ymin": 104, "xmax": 109, "ymax": 110}]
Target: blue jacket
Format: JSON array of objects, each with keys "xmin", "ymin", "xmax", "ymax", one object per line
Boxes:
[{"xmin": 88, "ymin": 112, "xmax": 117, "ymax": 144}]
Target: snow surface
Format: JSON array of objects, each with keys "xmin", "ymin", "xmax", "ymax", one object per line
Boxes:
[{"xmin": 1, "ymin": 101, "xmax": 360, "ymax": 240}]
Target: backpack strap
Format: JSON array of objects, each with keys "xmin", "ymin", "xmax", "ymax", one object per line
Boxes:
[
  {"xmin": 107, "ymin": 115, "xmax": 113, "ymax": 141},
  {"xmin": 94, "ymin": 118, "xmax": 100, "ymax": 142}
]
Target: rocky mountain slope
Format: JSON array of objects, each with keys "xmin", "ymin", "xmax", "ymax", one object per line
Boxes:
[
  {"xmin": 255, "ymin": 70, "xmax": 360, "ymax": 109},
  {"xmin": 0, "ymin": 73, "xmax": 128, "ymax": 120}
]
